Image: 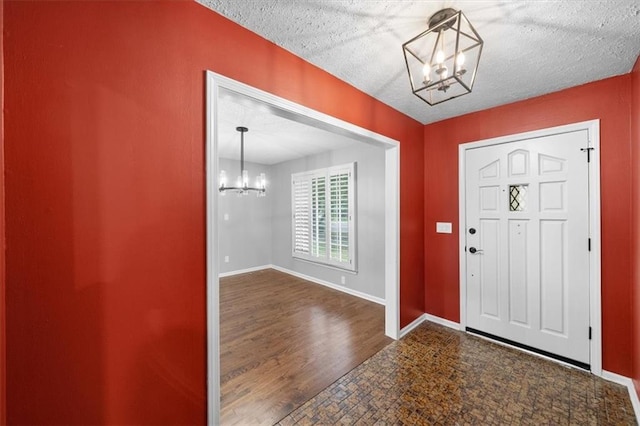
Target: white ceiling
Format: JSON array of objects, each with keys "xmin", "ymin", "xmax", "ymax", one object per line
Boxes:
[
  {"xmin": 199, "ymin": 0, "xmax": 640, "ymax": 125},
  {"xmin": 218, "ymin": 92, "xmax": 358, "ymax": 164}
]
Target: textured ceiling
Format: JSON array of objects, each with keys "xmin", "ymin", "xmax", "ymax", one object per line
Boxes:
[
  {"xmin": 218, "ymin": 91, "xmax": 357, "ymax": 164},
  {"xmin": 199, "ymin": 0, "xmax": 640, "ymax": 124}
]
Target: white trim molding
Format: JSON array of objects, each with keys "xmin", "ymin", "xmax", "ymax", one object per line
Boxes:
[
  {"xmin": 220, "ymin": 262, "xmax": 386, "ymax": 306},
  {"xmin": 218, "ymin": 265, "xmax": 272, "ymax": 278},
  {"xmin": 206, "ymin": 70, "xmax": 401, "ymax": 425},
  {"xmin": 270, "ymin": 265, "xmax": 385, "ymax": 305},
  {"xmin": 399, "ymin": 313, "xmax": 461, "ymax": 338},
  {"xmin": 458, "ymin": 119, "xmax": 602, "ymax": 375},
  {"xmin": 384, "ymin": 145, "xmax": 400, "ymax": 339},
  {"xmin": 423, "ymin": 313, "xmax": 461, "ymax": 331},
  {"xmin": 399, "ymin": 314, "xmax": 427, "ymax": 338},
  {"xmin": 205, "ymin": 70, "xmax": 221, "ymax": 426},
  {"xmin": 601, "ymin": 371, "xmax": 640, "ymax": 421}
]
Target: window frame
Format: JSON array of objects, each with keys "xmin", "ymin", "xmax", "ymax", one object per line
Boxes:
[{"xmin": 291, "ymin": 162, "xmax": 357, "ymax": 272}]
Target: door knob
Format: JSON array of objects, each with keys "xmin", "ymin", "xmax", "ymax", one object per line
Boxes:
[{"xmin": 469, "ymin": 247, "xmax": 483, "ymax": 254}]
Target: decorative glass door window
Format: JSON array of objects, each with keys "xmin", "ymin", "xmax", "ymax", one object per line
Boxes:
[{"xmin": 509, "ymin": 184, "xmax": 528, "ymax": 211}]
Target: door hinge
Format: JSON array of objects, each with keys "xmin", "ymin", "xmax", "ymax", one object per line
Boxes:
[
  {"xmin": 580, "ymin": 147, "xmax": 594, "ymax": 162},
  {"xmin": 589, "ymin": 327, "xmax": 592, "ymax": 340},
  {"xmin": 588, "ymin": 238, "xmax": 591, "ymax": 251}
]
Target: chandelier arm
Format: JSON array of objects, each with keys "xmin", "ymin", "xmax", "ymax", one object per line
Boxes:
[
  {"xmin": 465, "ymin": 43, "xmax": 483, "ymax": 87},
  {"xmin": 240, "ymin": 129, "xmax": 245, "ymax": 180},
  {"xmin": 456, "ymin": 76, "xmax": 472, "ymax": 92},
  {"xmin": 427, "ymin": 91, "xmax": 471, "ymax": 106},
  {"xmin": 429, "ymin": 30, "xmax": 443, "ymax": 65},
  {"xmin": 442, "ymin": 51, "xmax": 456, "ymax": 63},
  {"xmin": 403, "ymin": 49, "xmax": 419, "ymax": 89},
  {"xmin": 405, "ymin": 46, "xmax": 424, "ymax": 64},
  {"xmin": 219, "ymin": 186, "xmax": 265, "ymax": 193},
  {"xmin": 457, "ymin": 29, "xmax": 482, "ymax": 43},
  {"xmin": 402, "ymin": 27, "xmax": 434, "ymax": 47},
  {"xmin": 455, "ymin": 41, "xmax": 483, "ymax": 55}
]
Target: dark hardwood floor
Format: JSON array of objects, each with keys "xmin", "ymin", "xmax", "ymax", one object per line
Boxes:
[{"xmin": 220, "ymin": 268, "xmax": 391, "ymax": 425}]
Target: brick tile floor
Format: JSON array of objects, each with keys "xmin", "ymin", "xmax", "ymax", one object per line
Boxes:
[{"xmin": 277, "ymin": 322, "xmax": 637, "ymax": 425}]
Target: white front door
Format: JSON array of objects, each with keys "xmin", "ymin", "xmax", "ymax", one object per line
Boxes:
[{"xmin": 465, "ymin": 129, "xmax": 591, "ymax": 365}]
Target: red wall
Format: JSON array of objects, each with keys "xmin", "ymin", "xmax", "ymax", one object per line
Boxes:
[
  {"xmin": 424, "ymin": 75, "xmax": 635, "ymax": 376},
  {"xmin": 0, "ymin": 0, "xmax": 6, "ymax": 422},
  {"xmin": 631, "ymin": 56, "xmax": 640, "ymax": 399},
  {"xmin": 3, "ymin": 1, "xmax": 424, "ymax": 424}
]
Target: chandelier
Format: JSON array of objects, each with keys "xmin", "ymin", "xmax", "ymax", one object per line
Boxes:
[
  {"xmin": 402, "ymin": 8, "xmax": 483, "ymax": 105},
  {"xmin": 219, "ymin": 126, "xmax": 266, "ymax": 197}
]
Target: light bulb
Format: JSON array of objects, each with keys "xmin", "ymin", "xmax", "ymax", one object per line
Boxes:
[
  {"xmin": 436, "ymin": 49, "xmax": 445, "ymax": 64},
  {"xmin": 219, "ymin": 170, "xmax": 227, "ymax": 189},
  {"xmin": 422, "ymin": 63, "xmax": 431, "ymax": 78},
  {"xmin": 456, "ymin": 51, "xmax": 465, "ymax": 67},
  {"xmin": 242, "ymin": 170, "xmax": 249, "ymax": 188},
  {"xmin": 422, "ymin": 63, "xmax": 431, "ymax": 84},
  {"xmin": 259, "ymin": 173, "xmax": 266, "ymax": 189}
]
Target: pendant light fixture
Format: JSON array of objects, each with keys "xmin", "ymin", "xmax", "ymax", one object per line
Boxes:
[
  {"xmin": 402, "ymin": 8, "xmax": 483, "ymax": 105},
  {"xmin": 219, "ymin": 126, "xmax": 266, "ymax": 197}
]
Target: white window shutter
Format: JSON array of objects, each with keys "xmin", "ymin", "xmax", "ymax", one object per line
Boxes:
[
  {"xmin": 329, "ymin": 169, "xmax": 351, "ymax": 263},
  {"xmin": 311, "ymin": 176, "xmax": 327, "ymax": 258},
  {"xmin": 292, "ymin": 178, "xmax": 311, "ymax": 255},
  {"xmin": 291, "ymin": 162, "xmax": 356, "ymax": 272}
]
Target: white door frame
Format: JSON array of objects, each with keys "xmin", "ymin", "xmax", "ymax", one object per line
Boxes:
[
  {"xmin": 458, "ymin": 119, "xmax": 602, "ymax": 375},
  {"xmin": 206, "ymin": 71, "xmax": 400, "ymax": 424}
]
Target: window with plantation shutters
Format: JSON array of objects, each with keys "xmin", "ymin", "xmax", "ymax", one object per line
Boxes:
[
  {"xmin": 291, "ymin": 163, "xmax": 356, "ymax": 271},
  {"xmin": 329, "ymin": 168, "xmax": 350, "ymax": 263},
  {"xmin": 292, "ymin": 178, "xmax": 311, "ymax": 255}
]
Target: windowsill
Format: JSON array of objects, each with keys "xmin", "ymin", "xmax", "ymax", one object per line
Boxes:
[{"xmin": 292, "ymin": 256, "xmax": 358, "ymax": 274}]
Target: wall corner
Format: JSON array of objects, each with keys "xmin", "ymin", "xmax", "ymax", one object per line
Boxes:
[
  {"xmin": 0, "ymin": 0, "xmax": 6, "ymax": 422},
  {"xmin": 631, "ymin": 53, "xmax": 640, "ymax": 403}
]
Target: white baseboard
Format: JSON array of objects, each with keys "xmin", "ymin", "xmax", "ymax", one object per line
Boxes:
[
  {"xmin": 423, "ymin": 313, "xmax": 461, "ymax": 331},
  {"xmin": 399, "ymin": 314, "xmax": 426, "ymax": 338},
  {"xmin": 270, "ymin": 265, "xmax": 385, "ymax": 306},
  {"xmin": 399, "ymin": 313, "xmax": 461, "ymax": 338},
  {"xmin": 601, "ymin": 370, "xmax": 640, "ymax": 421},
  {"xmin": 218, "ymin": 264, "xmax": 271, "ymax": 278}
]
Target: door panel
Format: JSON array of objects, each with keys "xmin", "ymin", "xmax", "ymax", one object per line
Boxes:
[
  {"xmin": 479, "ymin": 219, "xmax": 500, "ymax": 318},
  {"xmin": 465, "ymin": 130, "xmax": 590, "ymax": 365},
  {"xmin": 540, "ymin": 219, "xmax": 567, "ymax": 336},
  {"xmin": 508, "ymin": 219, "xmax": 529, "ymax": 326}
]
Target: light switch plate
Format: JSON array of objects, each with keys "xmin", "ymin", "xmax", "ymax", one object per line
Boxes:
[{"xmin": 436, "ymin": 222, "xmax": 452, "ymax": 234}]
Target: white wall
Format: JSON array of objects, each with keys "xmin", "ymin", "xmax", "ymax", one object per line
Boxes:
[
  {"xmin": 218, "ymin": 145, "xmax": 386, "ymax": 301},
  {"xmin": 218, "ymin": 158, "xmax": 272, "ymax": 273},
  {"xmin": 270, "ymin": 143, "xmax": 386, "ymax": 299}
]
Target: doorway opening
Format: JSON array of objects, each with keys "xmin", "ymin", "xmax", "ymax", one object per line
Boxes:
[{"xmin": 206, "ymin": 71, "xmax": 400, "ymax": 424}]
